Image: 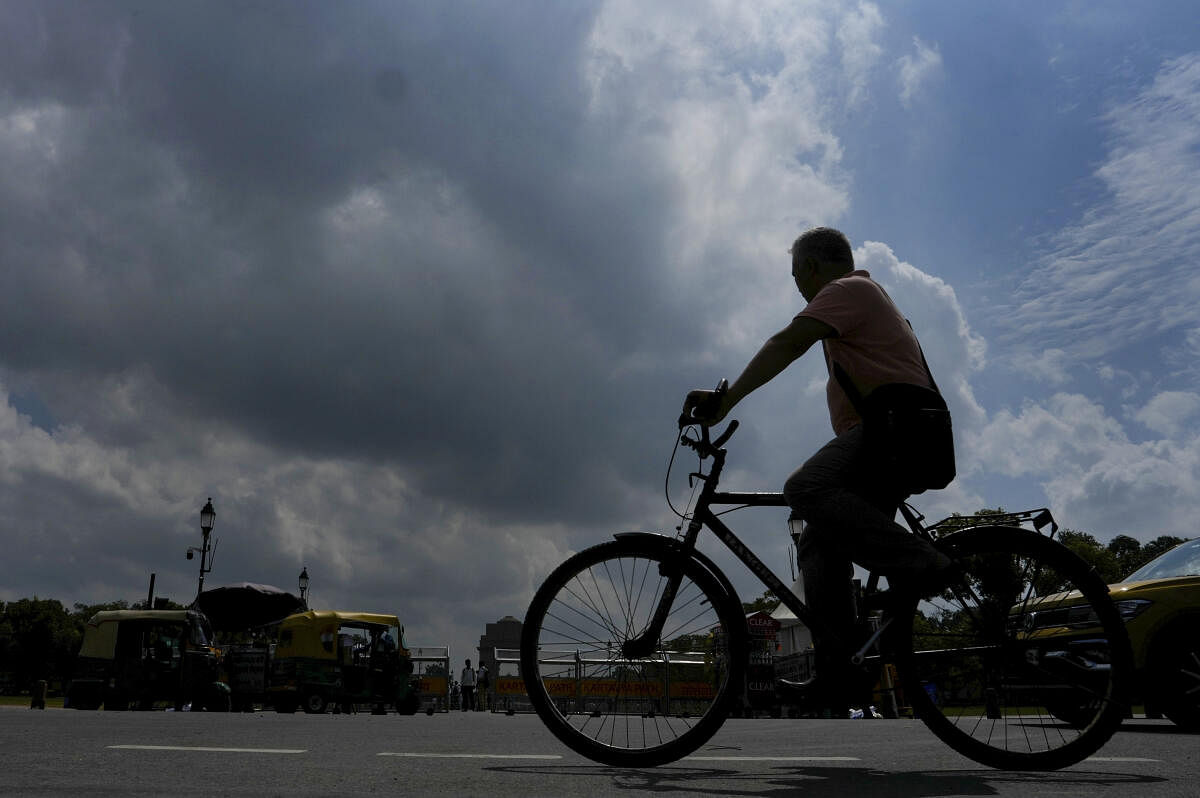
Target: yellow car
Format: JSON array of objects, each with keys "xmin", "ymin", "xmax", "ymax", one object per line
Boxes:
[
  {"xmin": 1109, "ymin": 537, "xmax": 1200, "ymax": 728},
  {"xmin": 1023, "ymin": 537, "xmax": 1200, "ymax": 729}
]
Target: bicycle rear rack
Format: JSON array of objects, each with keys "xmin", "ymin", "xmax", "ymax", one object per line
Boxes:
[{"xmin": 924, "ymin": 507, "xmax": 1058, "ymax": 540}]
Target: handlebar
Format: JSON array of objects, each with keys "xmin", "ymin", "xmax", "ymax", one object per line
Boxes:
[
  {"xmin": 678, "ymin": 418, "xmax": 739, "ymax": 461},
  {"xmin": 678, "ymin": 379, "xmax": 739, "ymax": 457},
  {"xmin": 678, "ymin": 379, "xmax": 728, "ymax": 428}
]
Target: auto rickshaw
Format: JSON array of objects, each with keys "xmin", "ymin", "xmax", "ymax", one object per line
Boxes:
[
  {"xmin": 66, "ymin": 609, "xmax": 230, "ymax": 711},
  {"xmin": 267, "ymin": 610, "xmax": 420, "ymax": 714}
]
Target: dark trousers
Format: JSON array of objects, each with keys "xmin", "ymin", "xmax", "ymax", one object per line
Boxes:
[
  {"xmin": 784, "ymin": 425, "xmax": 946, "ymax": 703},
  {"xmin": 461, "ymin": 686, "xmax": 476, "ymax": 711}
]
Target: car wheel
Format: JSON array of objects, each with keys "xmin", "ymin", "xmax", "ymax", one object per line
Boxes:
[
  {"xmin": 1158, "ymin": 629, "xmax": 1200, "ymax": 731},
  {"xmin": 303, "ymin": 692, "xmax": 328, "ymax": 714}
]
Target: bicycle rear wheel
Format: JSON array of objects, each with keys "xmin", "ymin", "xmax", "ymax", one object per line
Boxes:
[
  {"xmin": 895, "ymin": 526, "xmax": 1133, "ymax": 770},
  {"xmin": 520, "ymin": 538, "xmax": 746, "ymax": 766}
]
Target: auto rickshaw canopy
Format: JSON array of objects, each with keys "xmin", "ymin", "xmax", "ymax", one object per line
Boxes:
[
  {"xmin": 274, "ymin": 610, "xmax": 407, "ymax": 661},
  {"xmin": 79, "ymin": 610, "xmax": 208, "ymax": 659}
]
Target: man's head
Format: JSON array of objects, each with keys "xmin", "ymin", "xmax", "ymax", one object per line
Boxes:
[
  {"xmin": 465, "ymin": 658, "xmax": 471, "ymax": 666},
  {"xmin": 790, "ymin": 226, "xmax": 854, "ymax": 301}
]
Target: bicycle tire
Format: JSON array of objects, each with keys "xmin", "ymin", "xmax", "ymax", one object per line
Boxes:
[
  {"xmin": 895, "ymin": 526, "xmax": 1133, "ymax": 770},
  {"xmin": 520, "ymin": 538, "xmax": 746, "ymax": 766}
]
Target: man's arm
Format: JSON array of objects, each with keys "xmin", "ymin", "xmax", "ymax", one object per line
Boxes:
[{"xmin": 725, "ymin": 314, "xmax": 835, "ymax": 410}]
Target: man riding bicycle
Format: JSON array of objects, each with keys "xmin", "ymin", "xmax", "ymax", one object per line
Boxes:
[{"xmin": 684, "ymin": 226, "xmax": 956, "ymax": 715}]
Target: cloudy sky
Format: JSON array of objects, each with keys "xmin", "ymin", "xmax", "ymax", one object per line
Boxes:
[{"xmin": 3, "ymin": 1, "xmax": 1199, "ymax": 663}]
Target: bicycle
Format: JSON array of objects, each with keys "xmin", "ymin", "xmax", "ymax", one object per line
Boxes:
[{"xmin": 520, "ymin": 406, "xmax": 1134, "ymax": 770}]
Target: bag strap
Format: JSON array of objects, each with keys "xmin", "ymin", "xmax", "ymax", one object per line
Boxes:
[{"xmin": 829, "ymin": 320, "xmax": 940, "ymax": 416}]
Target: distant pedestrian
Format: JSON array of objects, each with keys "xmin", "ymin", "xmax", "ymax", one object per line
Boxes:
[
  {"xmin": 460, "ymin": 659, "xmax": 477, "ymax": 712},
  {"xmin": 477, "ymin": 663, "xmax": 490, "ymax": 711}
]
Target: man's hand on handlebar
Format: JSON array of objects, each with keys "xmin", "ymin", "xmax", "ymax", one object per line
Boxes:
[{"xmin": 681, "ymin": 380, "xmax": 729, "ymax": 427}]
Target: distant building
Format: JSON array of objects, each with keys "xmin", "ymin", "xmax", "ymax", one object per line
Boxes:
[{"xmin": 477, "ymin": 615, "xmax": 522, "ymax": 678}]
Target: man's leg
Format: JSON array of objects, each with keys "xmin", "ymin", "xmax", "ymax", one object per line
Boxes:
[
  {"xmin": 784, "ymin": 426, "xmax": 950, "ymax": 714},
  {"xmin": 785, "ymin": 425, "xmax": 949, "ymax": 584},
  {"xmin": 795, "ymin": 523, "xmax": 855, "ymax": 716}
]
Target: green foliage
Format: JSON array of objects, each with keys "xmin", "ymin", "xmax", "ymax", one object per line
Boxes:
[
  {"xmin": 1136, "ymin": 536, "xmax": 1187, "ymax": 571},
  {"xmin": 938, "ymin": 508, "xmax": 1193, "ymax": 585},
  {"xmin": 741, "ymin": 589, "xmax": 779, "ymax": 615},
  {"xmin": 0, "ymin": 598, "xmax": 79, "ymax": 694},
  {"xmin": 933, "ymin": 508, "xmax": 1010, "ymax": 535},
  {"xmin": 1057, "ymin": 529, "xmax": 1190, "ymax": 584},
  {"xmin": 1056, "ymin": 528, "xmax": 1124, "ymax": 584},
  {"xmin": 0, "ymin": 595, "xmax": 187, "ymax": 694}
]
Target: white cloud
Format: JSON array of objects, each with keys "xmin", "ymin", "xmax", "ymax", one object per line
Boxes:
[
  {"xmin": 897, "ymin": 36, "xmax": 942, "ymax": 108},
  {"xmin": 584, "ymin": 0, "xmax": 856, "ymax": 347},
  {"xmin": 972, "ymin": 392, "xmax": 1200, "ymax": 541},
  {"xmin": 838, "ymin": 2, "xmax": 886, "ymax": 107},
  {"xmin": 1009, "ymin": 54, "xmax": 1200, "ymax": 362},
  {"xmin": 1009, "ymin": 348, "xmax": 1075, "ymax": 386},
  {"xmin": 855, "ymin": 241, "xmax": 988, "ymax": 423},
  {"xmin": 1134, "ymin": 390, "xmax": 1200, "ymax": 438}
]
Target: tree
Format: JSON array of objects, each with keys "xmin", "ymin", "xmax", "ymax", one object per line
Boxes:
[
  {"xmin": 0, "ymin": 598, "xmax": 78, "ymax": 693},
  {"xmin": 1107, "ymin": 535, "xmax": 1142, "ymax": 575},
  {"xmin": 1057, "ymin": 529, "xmax": 1123, "ymax": 584},
  {"xmin": 742, "ymin": 589, "xmax": 779, "ymax": 615},
  {"xmin": 1137, "ymin": 536, "xmax": 1187, "ymax": 570},
  {"xmin": 927, "ymin": 507, "xmax": 1013, "ymax": 538}
]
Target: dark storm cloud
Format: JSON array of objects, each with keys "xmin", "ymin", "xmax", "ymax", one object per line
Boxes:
[{"xmin": 0, "ymin": 0, "xmax": 695, "ymax": 528}]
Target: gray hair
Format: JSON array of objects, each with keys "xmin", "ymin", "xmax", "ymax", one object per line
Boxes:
[{"xmin": 790, "ymin": 227, "xmax": 854, "ymax": 271}]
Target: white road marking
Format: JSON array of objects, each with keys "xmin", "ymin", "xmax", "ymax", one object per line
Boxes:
[
  {"xmin": 109, "ymin": 745, "xmax": 306, "ymax": 754},
  {"xmin": 685, "ymin": 756, "xmax": 861, "ymax": 762},
  {"xmin": 377, "ymin": 752, "xmax": 563, "ymax": 759},
  {"xmin": 1086, "ymin": 757, "xmax": 1161, "ymax": 762}
]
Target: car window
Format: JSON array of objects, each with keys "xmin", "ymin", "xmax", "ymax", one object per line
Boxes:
[{"xmin": 1124, "ymin": 538, "xmax": 1200, "ymax": 582}]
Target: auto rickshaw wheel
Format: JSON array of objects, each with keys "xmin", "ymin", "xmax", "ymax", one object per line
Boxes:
[{"xmin": 302, "ymin": 692, "xmax": 328, "ymax": 714}]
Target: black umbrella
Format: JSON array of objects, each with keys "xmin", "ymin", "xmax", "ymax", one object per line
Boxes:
[{"xmin": 195, "ymin": 582, "xmax": 306, "ymax": 632}]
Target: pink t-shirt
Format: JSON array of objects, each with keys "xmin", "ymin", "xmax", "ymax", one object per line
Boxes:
[{"xmin": 797, "ymin": 270, "xmax": 933, "ymax": 435}]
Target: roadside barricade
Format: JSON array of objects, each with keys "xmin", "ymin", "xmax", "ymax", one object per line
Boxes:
[{"xmin": 410, "ymin": 645, "xmax": 452, "ymax": 713}]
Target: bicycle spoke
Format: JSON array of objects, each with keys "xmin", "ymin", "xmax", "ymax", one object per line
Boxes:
[
  {"xmin": 522, "ymin": 541, "xmax": 742, "ymax": 765},
  {"xmin": 901, "ymin": 527, "xmax": 1131, "ymax": 769}
]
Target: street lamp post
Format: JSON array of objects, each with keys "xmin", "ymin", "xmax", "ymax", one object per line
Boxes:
[
  {"xmin": 298, "ymin": 567, "xmax": 310, "ymax": 608},
  {"xmin": 186, "ymin": 498, "xmax": 217, "ymax": 599}
]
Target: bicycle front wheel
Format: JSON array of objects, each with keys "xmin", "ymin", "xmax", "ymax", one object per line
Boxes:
[
  {"xmin": 520, "ymin": 538, "xmax": 746, "ymax": 766},
  {"xmin": 896, "ymin": 526, "xmax": 1133, "ymax": 770}
]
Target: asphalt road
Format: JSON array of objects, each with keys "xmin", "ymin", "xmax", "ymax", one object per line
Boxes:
[{"xmin": 2, "ymin": 707, "xmax": 1195, "ymax": 797}]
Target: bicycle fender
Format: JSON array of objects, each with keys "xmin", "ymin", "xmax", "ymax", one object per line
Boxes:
[{"xmin": 612, "ymin": 532, "xmax": 742, "ymax": 608}]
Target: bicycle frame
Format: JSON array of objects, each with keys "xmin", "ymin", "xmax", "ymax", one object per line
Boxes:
[{"xmin": 627, "ymin": 430, "xmax": 862, "ymax": 661}]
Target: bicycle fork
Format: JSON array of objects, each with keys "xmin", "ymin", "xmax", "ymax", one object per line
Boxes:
[{"xmin": 620, "ymin": 521, "xmax": 703, "ymax": 660}]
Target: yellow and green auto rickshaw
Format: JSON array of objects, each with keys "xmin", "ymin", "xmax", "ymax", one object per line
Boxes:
[
  {"xmin": 268, "ymin": 610, "xmax": 420, "ymax": 714},
  {"xmin": 66, "ymin": 609, "xmax": 229, "ymax": 711}
]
